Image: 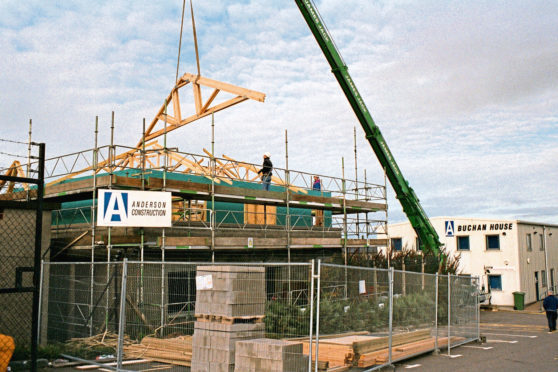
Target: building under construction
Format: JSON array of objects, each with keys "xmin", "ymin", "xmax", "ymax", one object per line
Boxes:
[{"xmin": 1, "ymin": 71, "xmax": 389, "ymax": 265}]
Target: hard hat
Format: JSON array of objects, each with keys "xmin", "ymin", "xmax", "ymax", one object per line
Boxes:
[{"xmin": 264, "ymin": 152, "xmax": 271, "ymax": 158}]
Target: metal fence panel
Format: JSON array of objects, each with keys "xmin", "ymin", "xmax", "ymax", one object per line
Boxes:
[
  {"xmin": 390, "ymin": 270, "xmax": 438, "ymax": 362},
  {"xmin": 42, "ymin": 261, "xmax": 314, "ymax": 371},
  {"xmin": 40, "ymin": 261, "xmax": 480, "ymax": 371},
  {"xmin": 44, "ymin": 262, "xmax": 124, "ymax": 360},
  {"xmin": 317, "ymin": 263, "xmax": 391, "ymax": 370},
  {"xmin": 0, "ymin": 208, "xmax": 37, "ymax": 368},
  {"xmin": 448, "ymin": 275, "xmax": 480, "ymax": 349},
  {"xmin": 0, "ymin": 142, "xmax": 45, "ymax": 371}
]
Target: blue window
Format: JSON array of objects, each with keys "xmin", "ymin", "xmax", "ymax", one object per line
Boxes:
[
  {"xmin": 486, "ymin": 235, "xmax": 500, "ymax": 250},
  {"xmin": 457, "ymin": 236, "xmax": 470, "ymax": 251},
  {"xmin": 488, "ymin": 275, "xmax": 502, "ymax": 291},
  {"xmin": 391, "ymin": 238, "xmax": 402, "ymax": 251}
]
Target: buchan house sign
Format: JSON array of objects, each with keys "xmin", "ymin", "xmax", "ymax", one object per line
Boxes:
[{"xmin": 97, "ymin": 189, "xmax": 172, "ymax": 227}]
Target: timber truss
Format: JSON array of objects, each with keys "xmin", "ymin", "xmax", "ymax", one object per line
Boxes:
[
  {"xmin": 0, "ymin": 161, "xmax": 27, "ymax": 192},
  {"xmin": 47, "ymin": 140, "xmax": 305, "ymax": 193},
  {"xmin": 43, "ymin": 72, "xmax": 265, "ymax": 187},
  {"xmin": 138, "ymin": 72, "xmax": 265, "ymax": 146}
]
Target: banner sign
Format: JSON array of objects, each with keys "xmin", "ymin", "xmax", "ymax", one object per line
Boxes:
[{"xmin": 97, "ymin": 189, "xmax": 172, "ymax": 227}]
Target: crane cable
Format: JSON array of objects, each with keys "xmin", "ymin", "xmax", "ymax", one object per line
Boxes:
[
  {"xmin": 190, "ymin": 0, "xmax": 201, "ymax": 76},
  {"xmin": 175, "ymin": 0, "xmax": 201, "ymax": 83},
  {"xmin": 175, "ymin": 0, "xmax": 187, "ymax": 84}
]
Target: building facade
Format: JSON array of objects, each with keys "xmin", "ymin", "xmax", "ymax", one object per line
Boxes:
[{"xmin": 387, "ymin": 217, "xmax": 558, "ymax": 307}]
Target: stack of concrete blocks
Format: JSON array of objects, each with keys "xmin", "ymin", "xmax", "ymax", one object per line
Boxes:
[
  {"xmin": 234, "ymin": 338, "xmax": 308, "ymax": 372},
  {"xmin": 191, "ymin": 265, "xmax": 266, "ymax": 372},
  {"xmin": 194, "ymin": 265, "xmax": 266, "ymax": 317}
]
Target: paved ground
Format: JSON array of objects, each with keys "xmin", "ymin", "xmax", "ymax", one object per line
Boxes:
[
  {"xmin": 36, "ymin": 307, "xmax": 556, "ymax": 372},
  {"xmin": 390, "ymin": 309, "xmax": 557, "ymax": 372}
]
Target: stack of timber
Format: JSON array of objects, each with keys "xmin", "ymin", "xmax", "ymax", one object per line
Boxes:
[
  {"xmin": 191, "ymin": 265, "xmax": 266, "ymax": 372},
  {"xmin": 298, "ymin": 329, "xmax": 453, "ymax": 369},
  {"xmin": 124, "ymin": 336, "xmax": 192, "ymax": 367},
  {"xmin": 359, "ymin": 336, "xmax": 458, "ymax": 366},
  {"xmin": 234, "ymin": 338, "xmax": 307, "ymax": 372},
  {"xmin": 301, "ymin": 335, "xmax": 361, "ymax": 367},
  {"xmin": 352, "ymin": 330, "xmax": 462, "ymax": 367}
]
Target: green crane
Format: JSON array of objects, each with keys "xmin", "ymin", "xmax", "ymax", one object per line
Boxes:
[{"xmin": 294, "ymin": 0, "xmax": 443, "ymax": 256}]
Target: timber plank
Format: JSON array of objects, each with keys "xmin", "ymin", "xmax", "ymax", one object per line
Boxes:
[
  {"xmin": 345, "ymin": 199, "xmax": 386, "ymax": 211},
  {"xmin": 123, "ymin": 335, "xmax": 193, "ymax": 368},
  {"xmin": 302, "ymin": 342, "xmax": 352, "ymax": 367},
  {"xmin": 160, "ymin": 236, "xmax": 209, "ymax": 246},
  {"xmin": 113, "ymin": 175, "xmax": 143, "ymax": 188},
  {"xmin": 214, "ymin": 237, "xmax": 287, "ymax": 247},
  {"xmin": 288, "ymin": 331, "xmax": 369, "ymax": 341},
  {"xmin": 291, "ymin": 237, "xmax": 341, "ymax": 246},
  {"xmin": 148, "ymin": 178, "xmax": 210, "ymax": 193},
  {"xmin": 346, "ymin": 238, "xmax": 389, "ymax": 246},
  {"xmin": 352, "ymin": 329, "xmax": 431, "ymax": 355}
]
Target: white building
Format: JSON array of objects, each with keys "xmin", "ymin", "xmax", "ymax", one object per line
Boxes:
[{"xmin": 386, "ymin": 217, "xmax": 558, "ymax": 307}]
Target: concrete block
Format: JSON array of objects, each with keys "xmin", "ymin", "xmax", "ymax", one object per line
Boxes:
[
  {"xmin": 190, "ymin": 360, "xmax": 209, "ymax": 372},
  {"xmin": 191, "ymin": 322, "xmax": 265, "ymax": 368},
  {"xmin": 194, "ymin": 321, "xmax": 265, "ymax": 333},
  {"xmin": 196, "ymin": 266, "xmax": 266, "ymax": 293},
  {"xmin": 236, "ymin": 339, "xmax": 302, "ymax": 360},
  {"xmin": 197, "ymin": 265, "xmax": 265, "ymax": 274},
  {"xmin": 196, "ymin": 290, "xmax": 266, "ymax": 305},
  {"xmin": 208, "ymin": 362, "xmax": 235, "ymax": 372},
  {"xmin": 234, "ymin": 339, "xmax": 307, "ymax": 372},
  {"xmin": 192, "ymin": 345, "xmax": 235, "ymax": 364},
  {"xmin": 197, "ymin": 277, "xmax": 265, "ymax": 294},
  {"xmin": 195, "ymin": 301, "xmax": 266, "ymax": 317}
]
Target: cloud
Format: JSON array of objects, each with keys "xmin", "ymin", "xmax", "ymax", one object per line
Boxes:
[{"xmin": 1, "ymin": 0, "xmax": 557, "ymax": 225}]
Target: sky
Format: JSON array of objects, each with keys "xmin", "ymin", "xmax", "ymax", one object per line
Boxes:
[{"xmin": 1, "ymin": 0, "xmax": 557, "ymax": 224}]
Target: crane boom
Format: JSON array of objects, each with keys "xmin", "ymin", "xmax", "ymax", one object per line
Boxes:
[{"xmin": 294, "ymin": 0, "xmax": 443, "ymax": 255}]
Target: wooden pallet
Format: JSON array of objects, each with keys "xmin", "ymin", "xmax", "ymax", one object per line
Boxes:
[{"xmin": 195, "ymin": 313, "xmax": 265, "ymax": 324}]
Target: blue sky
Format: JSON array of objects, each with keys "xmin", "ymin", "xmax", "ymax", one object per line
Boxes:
[{"xmin": 1, "ymin": 0, "xmax": 557, "ymax": 223}]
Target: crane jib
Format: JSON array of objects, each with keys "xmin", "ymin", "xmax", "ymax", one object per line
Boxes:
[{"xmin": 295, "ymin": 0, "xmax": 442, "ymax": 254}]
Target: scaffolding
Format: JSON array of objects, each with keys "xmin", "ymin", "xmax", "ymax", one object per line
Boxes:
[{"xmin": 1, "ymin": 72, "xmax": 389, "ymax": 339}]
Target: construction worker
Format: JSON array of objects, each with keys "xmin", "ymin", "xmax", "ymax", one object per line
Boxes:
[
  {"xmin": 312, "ymin": 175, "xmax": 322, "ymax": 191},
  {"xmin": 258, "ymin": 152, "xmax": 273, "ymax": 191}
]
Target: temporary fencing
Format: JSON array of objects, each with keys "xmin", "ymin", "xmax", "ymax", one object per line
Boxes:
[
  {"xmin": 0, "ymin": 142, "xmax": 45, "ymax": 371},
  {"xmin": 40, "ymin": 260, "xmax": 480, "ymax": 371}
]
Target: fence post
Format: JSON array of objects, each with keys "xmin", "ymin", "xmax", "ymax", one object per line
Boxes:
[
  {"xmin": 475, "ymin": 277, "xmax": 480, "ymax": 341},
  {"xmin": 117, "ymin": 259, "xmax": 128, "ymax": 370},
  {"xmin": 434, "ymin": 272, "xmax": 439, "ymax": 354},
  {"xmin": 37, "ymin": 259, "xmax": 45, "ymax": 346},
  {"xmin": 314, "ymin": 259, "xmax": 321, "ymax": 372},
  {"xmin": 447, "ymin": 273, "xmax": 451, "ymax": 356},
  {"xmin": 308, "ymin": 260, "xmax": 315, "ymax": 372},
  {"xmin": 30, "ymin": 143, "xmax": 45, "ymax": 372},
  {"xmin": 388, "ymin": 267, "xmax": 394, "ymax": 365}
]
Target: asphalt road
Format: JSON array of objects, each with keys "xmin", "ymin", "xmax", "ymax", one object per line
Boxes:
[{"xmin": 390, "ymin": 310, "xmax": 557, "ymax": 372}]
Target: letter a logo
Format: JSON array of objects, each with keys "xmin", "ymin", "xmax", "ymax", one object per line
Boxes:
[
  {"xmin": 103, "ymin": 191, "xmax": 128, "ymax": 223},
  {"xmin": 445, "ymin": 221, "xmax": 454, "ymax": 237}
]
